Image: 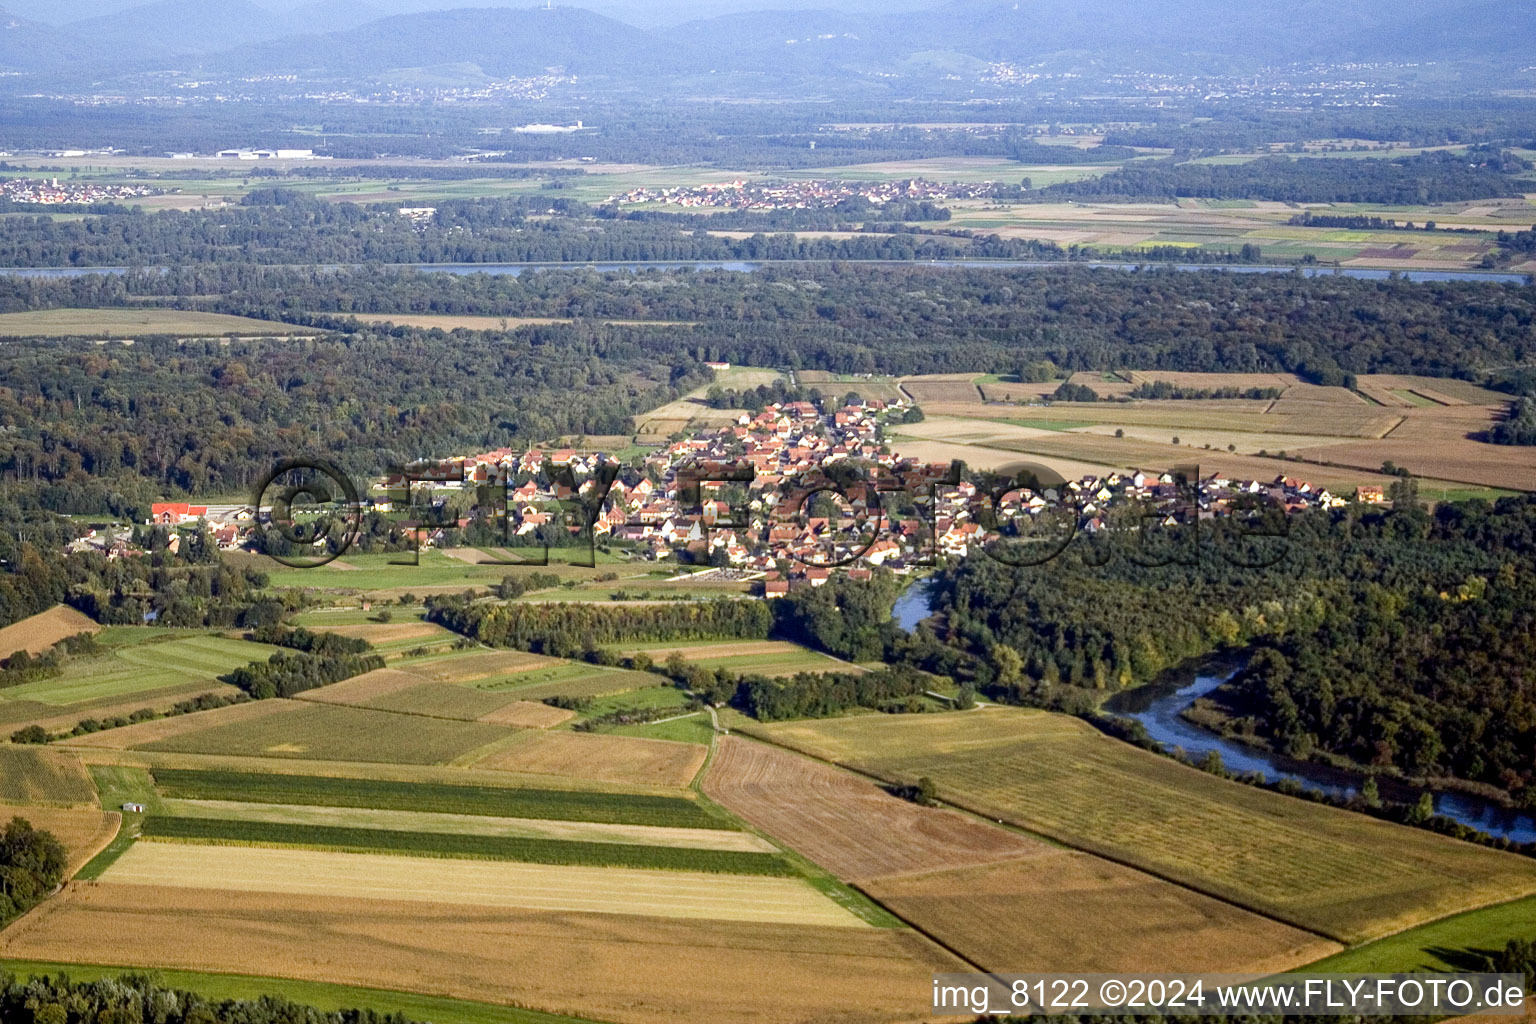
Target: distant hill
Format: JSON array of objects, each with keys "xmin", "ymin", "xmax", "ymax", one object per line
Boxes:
[
  {"xmin": 0, "ymin": 5, "xmax": 97, "ymax": 71},
  {"xmin": 63, "ymin": 0, "xmax": 289, "ymax": 56},
  {"xmin": 211, "ymin": 5, "xmax": 688, "ymax": 77}
]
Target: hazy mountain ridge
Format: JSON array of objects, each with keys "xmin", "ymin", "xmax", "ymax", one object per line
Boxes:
[{"xmin": 3, "ymin": 0, "xmax": 1531, "ymax": 81}]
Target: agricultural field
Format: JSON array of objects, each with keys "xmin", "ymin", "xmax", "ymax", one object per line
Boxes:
[
  {"xmin": 898, "ymin": 374, "xmax": 983, "ymax": 404},
  {"xmin": 703, "ymin": 738, "xmax": 1335, "ymax": 973},
  {"xmin": 750, "ymin": 708, "xmax": 1536, "ymax": 944},
  {"xmin": 1307, "ymin": 894, "xmax": 1536, "ymax": 974},
  {"xmin": 149, "ymin": 768, "xmax": 727, "ymax": 828},
  {"xmin": 926, "ymin": 197, "xmax": 1524, "ymax": 270},
  {"xmin": 337, "ymin": 313, "xmax": 697, "ymax": 330},
  {"xmin": 61, "ymin": 698, "xmax": 516, "ymax": 766},
  {"xmin": 85, "ymin": 842, "xmax": 846, "ymax": 924},
  {"xmin": 0, "ymin": 308, "xmax": 309, "ymax": 338},
  {"xmin": 0, "ymin": 884, "xmax": 957, "ymax": 1024},
  {"xmin": 255, "ymin": 549, "xmax": 537, "ymax": 597},
  {"xmin": 0, "ymin": 747, "xmax": 99, "ymax": 806},
  {"xmin": 292, "ymin": 666, "xmax": 572, "ymax": 724},
  {"xmin": 0, "ymin": 632, "xmax": 270, "ymax": 737},
  {"xmin": 138, "ymin": 815, "xmax": 790, "ymax": 875},
  {"xmin": 0, "ymin": 804, "xmax": 118, "ymax": 877},
  {"xmin": 471, "ymin": 730, "xmax": 708, "ymax": 788},
  {"xmin": 0, "ymin": 605, "xmax": 99, "ymax": 660},
  {"xmin": 621, "ymin": 639, "xmax": 857, "ymax": 676},
  {"xmin": 155, "ymin": 798, "xmax": 775, "ymax": 853},
  {"xmin": 793, "ymin": 371, "xmax": 905, "ymax": 404}
]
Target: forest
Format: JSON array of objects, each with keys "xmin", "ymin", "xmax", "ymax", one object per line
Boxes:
[
  {"xmin": 922, "ymin": 493, "xmax": 1536, "ymax": 800},
  {"xmin": 424, "ymin": 594, "xmax": 774, "ymax": 656},
  {"xmin": 1040, "ymin": 148, "xmax": 1533, "ymax": 204},
  {"xmin": 4, "ymin": 262, "xmax": 1536, "ymax": 515}
]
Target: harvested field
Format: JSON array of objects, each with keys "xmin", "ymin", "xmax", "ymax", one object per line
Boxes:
[
  {"xmin": 60, "ymin": 699, "xmax": 299, "ymax": 750},
  {"xmin": 293, "ymin": 672, "xmax": 532, "ymax": 723},
  {"xmin": 752, "ymin": 709, "xmax": 1536, "ymax": 944},
  {"xmin": 309, "ymin": 622, "xmax": 451, "ymax": 646},
  {"xmin": 293, "ymin": 668, "xmax": 430, "ymax": 705},
  {"xmin": 623, "ymin": 640, "xmax": 853, "ymax": 676},
  {"xmin": 0, "ymin": 308, "xmax": 305, "ymax": 338},
  {"xmin": 899, "ymin": 378, "xmax": 982, "ymax": 404},
  {"xmin": 341, "ymin": 314, "xmax": 697, "ymax": 330},
  {"xmin": 1125, "ymin": 371, "xmax": 1297, "ymax": 391},
  {"xmin": 0, "ymin": 605, "xmax": 99, "ymax": 660},
  {"xmin": 477, "ymin": 701, "xmax": 576, "ymax": 728},
  {"xmin": 95, "ymin": 843, "xmax": 858, "ymax": 926},
  {"xmin": 150, "ymin": 768, "xmax": 726, "ymax": 827},
  {"xmin": 1357, "ymin": 374, "xmax": 1507, "ymax": 405},
  {"xmin": 702, "ymin": 737, "xmax": 1042, "ymax": 880},
  {"xmin": 0, "ymin": 747, "xmax": 99, "ymax": 806},
  {"xmin": 703, "ymin": 739, "xmax": 1336, "ymax": 973},
  {"xmin": 129, "ymin": 702, "xmax": 513, "ymax": 765},
  {"xmin": 0, "ymin": 804, "xmax": 118, "ymax": 877},
  {"xmin": 794, "ymin": 372, "xmax": 904, "ymax": 404},
  {"xmin": 977, "ymin": 380, "xmax": 1057, "ymax": 402},
  {"xmin": 0, "ymin": 885, "xmax": 957, "ymax": 1024},
  {"xmin": 416, "ymin": 650, "xmax": 562, "ymax": 683},
  {"xmin": 473, "ymin": 731, "xmax": 708, "ymax": 789},
  {"xmin": 160, "ymin": 799, "xmax": 775, "ymax": 852},
  {"xmin": 865, "ymin": 858, "xmax": 1338, "ymax": 974},
  {"xmin": 0, "ymin": 684, "xmax": 241, "ymax": 736}
]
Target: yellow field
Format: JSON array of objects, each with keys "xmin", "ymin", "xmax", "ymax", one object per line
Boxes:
[
  {"xmin": 96, "ymin": 843, "xmax": 860, "ymax": 927},
  {"xmin": 750, "ymin": 709, "xmax": 1536, "ymax": 944},
  {"xmin": 0, "ymin": 803, "xmax": 118, "ymax": 876},
  {"xmin": 0, "ymin": 884, "xmax": 959, "ymax": 1024},
  {"xmin": 0, "ymin": 308, "xmax": 308, "ymax": 338},
  {"xmin": 0, "ymin": 605, "xmax": 99, "ymax": 660}
]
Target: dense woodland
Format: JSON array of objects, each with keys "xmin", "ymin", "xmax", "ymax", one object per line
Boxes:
[
  {"xmin": 3, "ymin": 261, "xmax": 1536, "ymax": 514},
  {"xmin": 1041, "ymin": 149, "xmax": 1533, "ymax": 204},
  {"xmin": 0, "ymin": 817, "xmax": 66, "ymax": 925},
  {"xmin": 925, "ymin": 493, "xmax": 1536, "ymax": 800}
]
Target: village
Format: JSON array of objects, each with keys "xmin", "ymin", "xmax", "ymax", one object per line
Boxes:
[
  {"xmin": 0, "ymin": 176, "xmax": 162, "ymax": 205},
  {"xmin": 86, "ymin": 389, "xmax": 1395, "ymax": 592},
  {"xmin": 606, "ymin": 176, "xmax": 1023, "ymax": 211}
]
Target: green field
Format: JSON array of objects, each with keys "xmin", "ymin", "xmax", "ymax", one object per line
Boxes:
[
  {"xmin": 150, "ymin": 769, "xmax": 730, "ymax": 829},
  {"xmin": 612, "ymin": 714, "xmax": 716, "ymax": 744},
  {"xmin": 470, "ymin": 663, "xmax": 660, "ymax": 700},
  {"xmin": 751, "ymin": 708, "xmax": 1536, "ymax": 945},
  {"xmin": 1307, "ymin": 895, "xmax": 1536, "ymax": 974},
  {"xmin": 0, "ymin": 961, "xmax": 592, "ymax": 1024},
  {"xmin": 141, "ymin": 816, "xmax": 792, "ymax": 875},
  {"xmin": 0, "ymin": 634, "xmax": 273, "ymax": 707},
  {"xmin": 134, "ymin": 703, "xmax": 511, "ymax": 765}
]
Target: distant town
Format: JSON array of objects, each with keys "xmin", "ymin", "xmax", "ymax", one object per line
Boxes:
[{"xmin": 607, "ymin": 177, "xmax": 1024, "ymax": 211}]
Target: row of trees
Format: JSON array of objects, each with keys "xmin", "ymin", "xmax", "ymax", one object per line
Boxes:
[
  {"xmin": 424, "ymin": 594, "xmax": 774, "ymax": 656},
  {"xmin": 225, "ymin": 650, "xmax": 385, "ymax": 700}
]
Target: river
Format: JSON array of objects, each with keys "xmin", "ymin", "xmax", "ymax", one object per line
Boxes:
[
  {"xmin": 0, "ymin": 259, "xmax": 1529, "ymax": 285},
  {"xmin": 1107, "ymin": 661, "xmax": 1536, "ymax": 844},
  {"xmin": 889, "ymin": 581, "xmax": 1536, "ymax": 842}
]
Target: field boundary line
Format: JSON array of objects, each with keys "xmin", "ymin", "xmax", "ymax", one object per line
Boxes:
[{"xmin": 734, "ymin": 727, "xmax": 1347, "ymax": 945}]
